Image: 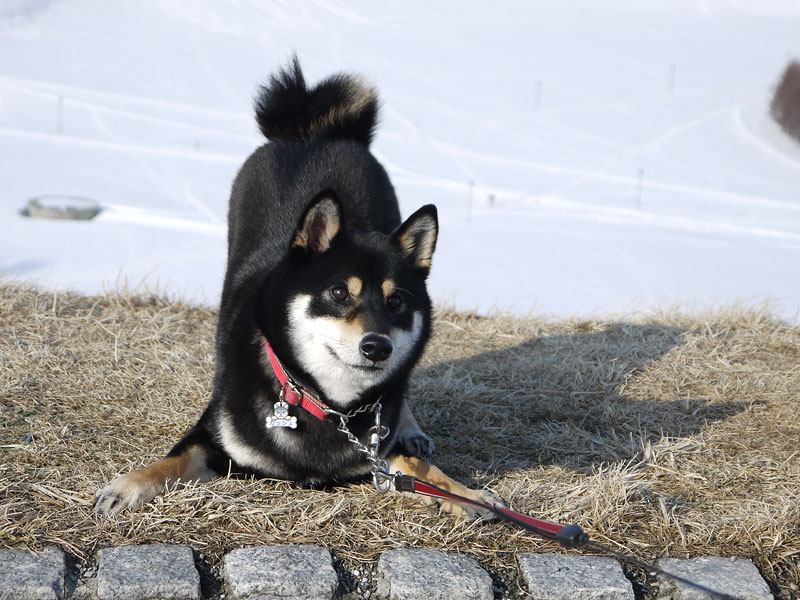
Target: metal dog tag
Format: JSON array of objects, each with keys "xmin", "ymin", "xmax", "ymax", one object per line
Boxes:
[{"xmin": 266, "ymin": 400, "xmax": 297, "ymax": 429}]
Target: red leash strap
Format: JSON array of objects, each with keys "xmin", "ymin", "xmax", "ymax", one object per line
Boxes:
[{"xmin": 394, "ymin": 474, "xmax": 587, "ymax": 547}]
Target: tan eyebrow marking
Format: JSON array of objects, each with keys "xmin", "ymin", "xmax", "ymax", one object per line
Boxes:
[
  {"xmin": 382, "ymin": 279, "xmax": 396, "ymax": 298},
  {"xmin": 347, "ymin": 276, "xmax": 363, "ymax": 298}
]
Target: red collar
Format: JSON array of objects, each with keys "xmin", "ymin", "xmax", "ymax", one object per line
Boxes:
[{"xmin": 264, "ymin": 337, "xmax": 332, "ymax": 420}]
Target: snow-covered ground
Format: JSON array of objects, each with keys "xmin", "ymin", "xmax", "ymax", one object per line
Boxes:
[{"xmin": 1, "ymin": 1, "xmax": 799, "ymax": 319}]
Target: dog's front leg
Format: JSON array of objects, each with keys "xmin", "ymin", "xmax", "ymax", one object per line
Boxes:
[
  {"xmin": 394, "ymin": 402, "xmax": 435, "ymax": 459},
  {"xmin": 388, "ymin": 454, "xmax": 504, "ymax": 521},
  {"xmin": 94, "ymin": 444, "xmax": 215, "ymax": 514}
]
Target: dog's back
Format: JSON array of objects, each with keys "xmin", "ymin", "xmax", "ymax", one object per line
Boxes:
[{"xmin": 225, "ymin": 58, "xmax": 400, "ymax": 278}]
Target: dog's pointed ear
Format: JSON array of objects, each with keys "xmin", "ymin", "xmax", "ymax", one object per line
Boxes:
[
  {"xmin": 292, "ymin": 192, "xmax": 343, "ymax": 255},
  {"xmin": 391, "ymin": 204, "xmax": 438, "ymax": 278}
]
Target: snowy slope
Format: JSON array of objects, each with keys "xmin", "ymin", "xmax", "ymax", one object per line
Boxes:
[{"xmin": 1, "ymin": 1, "xmax": 799, "ymax": 318}]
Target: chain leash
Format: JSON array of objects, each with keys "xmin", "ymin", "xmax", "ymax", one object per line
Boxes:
[{"xmin": 323, "ymin": 398, "xmax": 393, "ymax": 493}]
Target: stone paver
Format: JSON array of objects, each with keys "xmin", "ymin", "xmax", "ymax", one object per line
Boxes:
[
  {"xmin": 656, "ymin": 556, "xmax": 772, "ymax": 600},
  {"xmin": 96, "ymin": 544, "xmax": 201, "ymax": 600},
  {"xmin": 375, "ymin": 548, "xmax": 493, "ymax": 600},
  {"xmin": 223, "ymin": 545, "xmax": 338, "ymax": 600},
  {"xmin": 518, "ymin": 553, "xmax": 635, "ymax": 600},
  {"xmin": 0, "ymin": 547, "xmax": 65, "ymax": 600},
  {"xmin": 1, "ymin": 542, "xmax": 780, "ymax": 600}
]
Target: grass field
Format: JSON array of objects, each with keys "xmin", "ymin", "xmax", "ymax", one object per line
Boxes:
[{"xmin": 1, "ymin": 281, "xmax": 798, "ymax": 597}]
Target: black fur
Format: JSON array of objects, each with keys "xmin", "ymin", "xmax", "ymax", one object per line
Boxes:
[
  {"xmin": 168, "ymin": 60, "xmax": 437, "ymax": 486},
  {"xmin": 254, "ymin": 55, "xmax": 379, "ymax": 146},
  {"xmin": 95, "ymin": 59, "xmax": 504, "ymax": 520}
]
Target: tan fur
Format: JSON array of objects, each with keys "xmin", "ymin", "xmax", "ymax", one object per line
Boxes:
[
  {"xmin": 381, "ymin": 279, "xmax": 396, "ymax": 299},
  {"xmin": 341, "ymin": 312, "xmax": 369, "ymax": 336},
  {"xmin": 292, "ymin": 197, "xmax": 341, "ymax": 252},
  {"xmin": 303, "ymin": 78, "xmax": 377, "ymax": 139},
  {"xmin": 346, "ymin": 276, "xmax": 363, "ymax": 299},
  {"xmin": 94, "ymin": 445, "xmax": 214, "ymax": 514},
  {"xmin": 388, "ymin": 454, "xmax": 503, "ymax": 521},
  {"xmin": 396, "ymin": 218, "xmax": 436, "ymax": 269}
]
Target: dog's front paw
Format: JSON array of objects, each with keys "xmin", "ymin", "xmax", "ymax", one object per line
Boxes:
[
  {"xmin": 93, "ymin": 473, "xmax": 161, "ymax": 515},
  {"xmin": 397, "ymin": 430, "xmax": 435, "ymax": 459}
]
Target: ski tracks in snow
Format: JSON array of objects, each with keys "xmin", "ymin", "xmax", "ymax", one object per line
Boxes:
[
  {"xmin": 381, "ymin": 83, "xmax": 800, "ymax": 252},
  {"xmin": 0, "ymin": 74, "xmax": 255, "ymax": 154}
]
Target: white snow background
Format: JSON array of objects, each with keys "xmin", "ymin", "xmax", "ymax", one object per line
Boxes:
[{"xmin": 1, "ymin": 1, "xmax": 799, "ymax": 319}]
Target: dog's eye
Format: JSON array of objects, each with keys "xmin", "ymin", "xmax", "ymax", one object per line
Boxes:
[
  {"xmin": 331, "ymin": 286, "xmax": 349, "ymax": 303},
  {"xmin": 387, "ymin": 294, "xmax": 403, "ymax": 309}
]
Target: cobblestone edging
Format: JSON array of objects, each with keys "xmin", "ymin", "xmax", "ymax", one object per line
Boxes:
[{"xmin": 0, "ymin": 544, "xmax": 775, "ymax": 600}]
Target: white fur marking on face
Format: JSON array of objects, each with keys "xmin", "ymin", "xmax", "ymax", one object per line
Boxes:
[
  {"xmin": 287, "ymin": 296, "xmax": 424, "ymax": 406},
  {"xmin": 390, "ymin": 311, "xmax": 423, "ymax": 366}
]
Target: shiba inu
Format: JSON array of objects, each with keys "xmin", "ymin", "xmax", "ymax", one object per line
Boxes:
[{"xmin": 94, "ymin": 58, "xmax": 502, "ymax": 520}]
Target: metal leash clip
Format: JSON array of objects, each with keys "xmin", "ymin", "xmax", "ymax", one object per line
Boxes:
[
  {"xmin": 329, "ymin": 398, "xmax": 393, "ymax": 494},
  {"xmin": 372, "ymin": 458, "xmax": 393, "ymax": 493}
]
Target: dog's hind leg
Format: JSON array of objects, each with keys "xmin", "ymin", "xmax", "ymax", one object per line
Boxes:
[
  {"xmin": 94, "ymin": 443, "xmax": 216, "ymax": 514},
  {"xmin": 388, "ymin": 454, "xmax": 505, "ymax": 521}
]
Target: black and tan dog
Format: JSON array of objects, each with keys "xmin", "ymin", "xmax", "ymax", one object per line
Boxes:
[{"xmin": 94, "ymin": 59, "xmax": 502, "ymax": 519}]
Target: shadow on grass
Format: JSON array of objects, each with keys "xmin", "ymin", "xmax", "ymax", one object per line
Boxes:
[{"xmin": 412, "ymin": 322, "xmax": 753, "ymax": 480}]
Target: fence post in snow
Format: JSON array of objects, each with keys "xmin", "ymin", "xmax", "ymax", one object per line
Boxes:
[
  {"xmin": 535, "ymin": 80, "xmax": 543, "ymax": 110},
  {"xmin": 637, "ymin": 168, "xmax": 645, "ymax": 208},
  {"xmin": 668, "ymin": 64, "xmax": 677, "ymax": 92},
  {"xmin": 467, "ymin": 180, "xmax": 475, "ymax": 221},
  {"xmin": 57, "ymin": 95, "xmax": 64, "ymax": 134}
]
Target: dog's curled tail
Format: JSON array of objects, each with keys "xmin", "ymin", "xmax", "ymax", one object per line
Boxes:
[{"xmin": 255, "ymin": 56, "xmax": 379, "ymax": 146}]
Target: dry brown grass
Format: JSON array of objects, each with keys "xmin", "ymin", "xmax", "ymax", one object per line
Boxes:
[{"xmin": 1, "ymin": 281, "xmax": 798, "ymax": 596}]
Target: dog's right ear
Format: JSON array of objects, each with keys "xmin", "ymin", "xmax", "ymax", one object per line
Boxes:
[{"xmin": 292, "ymin": 192, "xmax": 343, "ymax": 255}]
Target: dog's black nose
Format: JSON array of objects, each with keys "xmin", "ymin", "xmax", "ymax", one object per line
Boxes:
[{"xmin": 360, "ymin": 334, "xmax": 393, "ymax": 362}]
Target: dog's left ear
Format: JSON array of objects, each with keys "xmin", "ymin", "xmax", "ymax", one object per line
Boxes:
[
  {"xmin": 292, "ymin": 192, "xmax": 343, "ymax": 255},
  {"xmin": 391, "ymin": 204, "xmax": 438, "ymax": 278}
]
